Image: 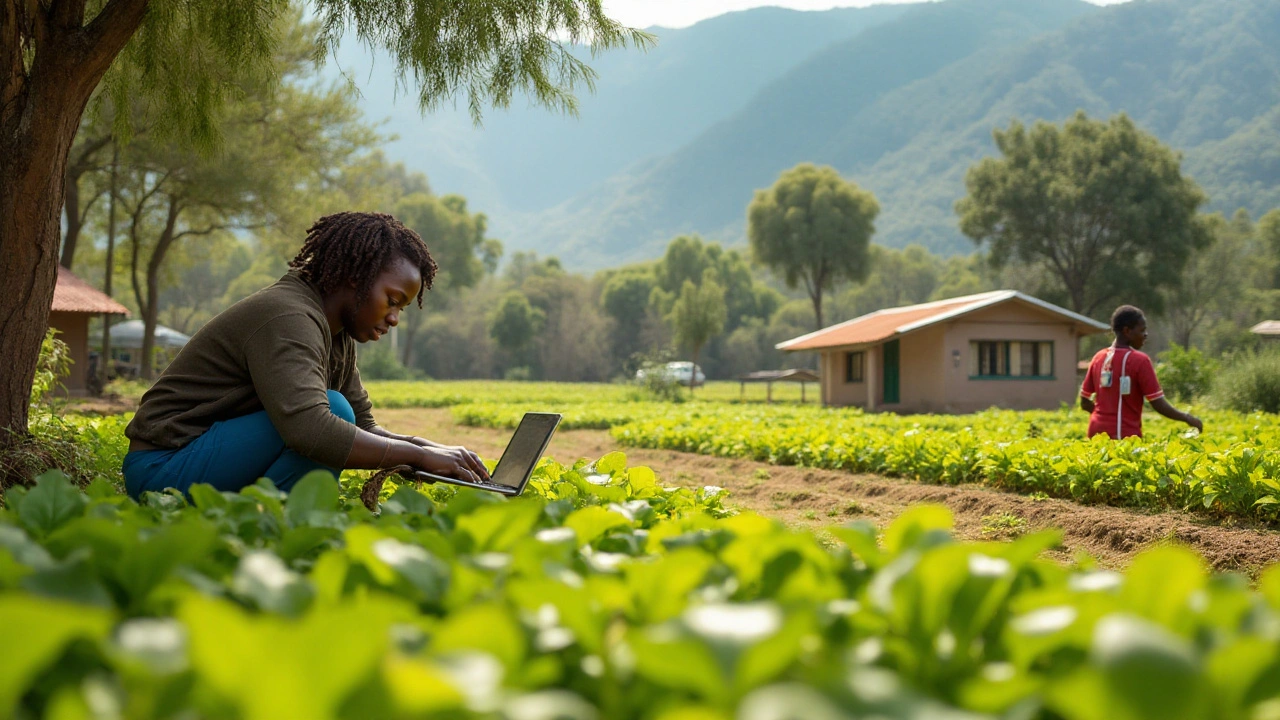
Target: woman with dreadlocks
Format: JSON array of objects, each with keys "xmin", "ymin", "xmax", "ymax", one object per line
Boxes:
[{"xmin": 122, "ymin": 211, "xmax": 489, "ymax": 499}]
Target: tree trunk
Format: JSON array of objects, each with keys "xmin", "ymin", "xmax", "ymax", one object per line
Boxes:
[
  {"xmin": 61, "ymin": 161, "xmax": 84, "ymax": 269},
  {"xmin": 0, "ymin": 122, "xmax": 70, "ymax": 443},
  {"xmin": 100, "ymin": 143, "xmax": 119, "ymax": 389},
  {"xmin": 810, "ymin": 291, "xmax": 824, "ymax": 330},
  {"xmin": 0, "ymin": 0, "xmax": 151, "ymax": 443},
  {"xmin": 140, "ymin": 198, "xmax": 181, "ymax": 379}
]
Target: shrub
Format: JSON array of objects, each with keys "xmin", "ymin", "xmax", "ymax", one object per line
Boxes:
[
  {"xmin": 1210, "ymin": 346, "xmax": 1280, "ymax": 413},
  {"xmin": 503, "ymin": 365, "xmax": 534, "ymax": 381},
  {"xmin": 29, "ymin": 328, "xmax": 72, "ymax": 408},
  {"xmin": 1156, "ymin": 343, "xmax": 1217, "ymax": 402},
  {"xmin": 357, "ymin": 342, "xmax": 423, "ymax": 381}
]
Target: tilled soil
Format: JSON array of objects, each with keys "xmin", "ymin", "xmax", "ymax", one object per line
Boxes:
[{"xmin": 380, "ymin": 408, "xmax": 1280, "ymax": 575}]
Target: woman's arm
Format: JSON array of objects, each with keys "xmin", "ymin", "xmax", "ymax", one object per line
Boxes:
[
  {"xmin": 346, "ymin": 429, "xmax": 490, "ymax": 482},
  {"xmin": 1149, "ymin": 397, "xmax": 1204, "ymax": 432},
  {"xmin": 1080, "ymin": 396, "xmax": 1095, "ymax": 413}
]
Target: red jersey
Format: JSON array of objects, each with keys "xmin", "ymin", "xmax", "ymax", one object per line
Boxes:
[{"xmin": 1080, "ymin": 346, "xmax": 1163, "ymax": 439}]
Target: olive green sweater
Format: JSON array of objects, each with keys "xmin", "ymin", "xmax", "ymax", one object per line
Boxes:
[{"xmin": 125, "ymin": 272, "xmax": 375, "ymax": 468}]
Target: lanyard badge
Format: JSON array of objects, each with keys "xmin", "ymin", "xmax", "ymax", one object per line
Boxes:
[{"xmin": 1100, "ymin": 348, "xmax": 1115, "ymax": 388}]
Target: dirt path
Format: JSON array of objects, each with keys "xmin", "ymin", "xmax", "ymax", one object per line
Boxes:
[{"xmin": 382, "ymin": 408, "xmax": 1280, "ymax": 574}]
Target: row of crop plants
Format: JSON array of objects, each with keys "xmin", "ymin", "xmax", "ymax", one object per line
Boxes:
[
  {"xmin": 445, "ymin": 403, "xmax": 1280, "ymax": 522},
  {"xmin": 3, "ymin": 454, "xmax": 1278, "ymax": 719}
]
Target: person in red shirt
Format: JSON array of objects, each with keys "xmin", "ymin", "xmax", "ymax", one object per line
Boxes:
[{"xmin": 1080, "ymin": 305, "xmax": 1203, "ymax": 439}]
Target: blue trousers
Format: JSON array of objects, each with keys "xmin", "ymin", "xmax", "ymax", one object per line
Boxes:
[{"xmin": 123, "ymin": 390, "xmax": 355, "ymax": 499}]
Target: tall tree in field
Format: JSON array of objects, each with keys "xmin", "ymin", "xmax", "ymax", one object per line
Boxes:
[
  {"xmin": 748, "ymin": 163, "xmax": 879, "ymax": 329},
  {"xmin": 0, "ymin": 0, "xmax": 648, "ymax": 445},
  {"xmin": 396, "ymin": 192, "xmax": 502, "ymax": 367},
  {"xmin": 956, "ymin": 111, "xmax": 1209, "ymax": 317},
  {"xmin": 669, "ymin": 273, "xmax": 726, "ymax": 393},
  {"xmin": 489, "ymin": 291, "xmax": 544, "ymax": 374}
]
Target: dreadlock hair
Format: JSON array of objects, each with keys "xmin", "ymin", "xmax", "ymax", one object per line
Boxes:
[
  {"xmin": 290, "ymin": 212, "xmax": 438, "ymax": 307},
  {"xmin": 1111, "ymin": 305, "xmax": 1146, "ymax": 334}
]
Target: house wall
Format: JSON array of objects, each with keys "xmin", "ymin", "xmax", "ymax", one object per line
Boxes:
[
  {"xmin": 822, "ymin": 348, "xmax": 869, "ymax": 407},
  {"xmin": 940, "ymin": 303, "xmax": 1082, "ymax": 412},
  {"xmin": 819, "ymin": 324, "xmax": 948, "ymax": 412},
  {"xmin": 47, "ymin": 311, "xmax": 90, "ymax": 395},
  {"xmin": 893, "ymin": 324, "xmax": 947, "ymax": 412}
]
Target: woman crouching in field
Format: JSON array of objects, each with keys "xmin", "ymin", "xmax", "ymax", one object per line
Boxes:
[
  {"xmin": 1080, "ymin": 305, "xmax": 1203, "ymax": 440},
  {"xmin": 121, "ymin": 212, "xmax": 490, "ymax": 499}
]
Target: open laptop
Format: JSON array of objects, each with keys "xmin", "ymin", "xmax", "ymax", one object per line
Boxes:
[{"xmin": 401, "ymin": 412, "xmax": 562, "ymax": 496}]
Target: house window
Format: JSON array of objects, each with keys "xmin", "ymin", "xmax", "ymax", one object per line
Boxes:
[
  {"xmin": 845, "ymin": 351, "xmax": 865, "ymax": 383},
  {"xmin": 968, "ymin": 341, "xmax": 1054, "ymax": 378}
]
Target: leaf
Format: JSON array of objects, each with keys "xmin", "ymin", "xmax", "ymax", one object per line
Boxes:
[
  {"xmin": 188, "ymin": 483, "xmax": 229, "ymax": 511},
  {"xmin": 883, "ymin": 504, "xmax": 953, "ymax": 556},
  {"xmin": 431, "ymin": 604, "xmax": 526, "ymax": 670},
  {"xmin": 0, "ymin": 595, "xmax": 114, "ymax": 716},
  {"xmin": 595, "ymin": 451, "xmax": 627, "ymax": 475},
  {"xmin": 232, "ymin": 551, "xmax": 313, "ymax": 616},
  {"xmin": 180, "ymin": 594, "xmax": 409, "ymax": 720},
  {"xmin": 383, "ymin": 485, "xmax": 435, "ymax": 516},
  {"xmin": 18, "ymin": 470, "xmax": 87, "ymax": 537},
  {"xmin": 372, "ymin": 538, "xmax": 450, "ymax": 606},
  {"xmin": 563, "ymin": 506, "xmax": 631, "ymax": 548},
  {"xmin": 284, "ymin": 472, "xmax": 340, "ymax": 528},
  {"xmin": 455, "ymin": 500, "xmax": 542, "ymax": 553}
]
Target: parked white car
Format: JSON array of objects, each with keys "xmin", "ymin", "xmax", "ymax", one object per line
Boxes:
[{"xmin": 636, "ymin": 361, "xmax": 706, "ymax": 387}]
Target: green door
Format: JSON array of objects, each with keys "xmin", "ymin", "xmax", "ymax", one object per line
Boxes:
[{"xmin": 883, "ymin": 340, "xmax": 900, "ymax": 404}]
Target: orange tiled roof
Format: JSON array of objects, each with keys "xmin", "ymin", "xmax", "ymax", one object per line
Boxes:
[
  {"xmin": 51, "ymin": 267, "xmax": 130, "ymax": 316},
  {"xmin": 777, "ymin": 290, "xmax": 1107, "ymax": 352}
]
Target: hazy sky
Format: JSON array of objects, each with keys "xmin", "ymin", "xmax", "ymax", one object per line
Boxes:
[{"xmin": 603, "ymin": 0, "xmax": 1132, "ymax": 29}]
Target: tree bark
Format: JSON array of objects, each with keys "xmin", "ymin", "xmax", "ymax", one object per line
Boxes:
[
  {"xmin": 139, "ymin": 196, "xmax": 180, "ymax": 379},
  {"xmin": 61, "ymin": 132, "xmax": 112, "ymax": 269},
  {"xmin": 100, "ymin": 141, "xmax": 119, "ymax": 389},
  {"xmin": 0, "ymin": 0, "xmax": 150, "ymax": 444}
]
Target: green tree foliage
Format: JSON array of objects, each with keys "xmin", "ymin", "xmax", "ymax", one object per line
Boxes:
[
  {"xmin": 489, "ymin": 291, "xmax": 545, "ymax": 373},
  {"xmin": 601, "ymin": 267, "xmax": 658, "ymax": 363},
  {"xmin": 1211, "ymin": 346, "xmax": 1280, "ymax": 414},
  {"xmin": 1155, "ymin": 344, "xmax": 1217, "ymax": 403},
  {"xmin": 748, "ymin": 163, "xmax": 879, "ymax": 329},
  {"xmin": 0, "ymin": 0, "xmax": 647, "ymax": 442},
  {"xmin": 958, "ymin": 111, "xmax": 1209, "ymax": 317},
  {"xmin": 393, "ymin": 192, "xmax": 502, "ymax": 366},
  {"xmin": 106, "ymin": 15, "xmax": 377, "ymax": 379},
  {"xmin": 669, "ymin": 273, "xmax": 727, "ymax": 393}
]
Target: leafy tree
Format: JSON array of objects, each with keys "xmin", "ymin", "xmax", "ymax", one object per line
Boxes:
[
  {"xmin": 748, "ymin": 163, "xmax": 879, "ymax": 329},
  {"xmin": 669, "ymin": 273, "xmax": 727, "ymax": 392},
  {"xmin": 0, "ymin": 0, "xmax": 646, "ymax": 445},
  {"xmin": 601, "ymin": 268, "xmax": 657, "ymax": 363},
  {"xmin": 957, "ymin": 111, "xmax": 1209, "ymax": 316},
  {"xmin": 489, "ymin": 291, "xmax": 544, "ymax": 372},
  {"xmin": 394, "ymin": 192, "xmax": 502, "ymax": 366}
]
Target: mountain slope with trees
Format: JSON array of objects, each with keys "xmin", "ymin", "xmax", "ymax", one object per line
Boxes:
[{"xmin": 515, "ymin": 0, "xmax": 1280, "ymax": 268}]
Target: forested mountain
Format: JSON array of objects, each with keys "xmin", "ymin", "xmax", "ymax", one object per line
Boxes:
[
  {"xmin": 523, "ymin": 0, "xmax": 1280, "ymax": 267},
  {"xmin": 328, "ymin": 4, "xmax": 910, "ymax": 217},
  {"xmin": 339, "ymin": 0, "xmax": 1280, "ymax": 270}
]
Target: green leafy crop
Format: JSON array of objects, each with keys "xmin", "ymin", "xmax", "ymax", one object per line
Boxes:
[{"xmin": 2, "ymin": 455, "xmax": 1279, "ymax": 719}]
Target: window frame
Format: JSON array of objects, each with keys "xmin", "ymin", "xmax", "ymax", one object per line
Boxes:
[
  {"xmin": 968, "ymin": 340, "xmax": 1055, "ymax": 380},
  {"xmin": 844, "ymin": 351, "xmax": 865, "ymax": 384}
]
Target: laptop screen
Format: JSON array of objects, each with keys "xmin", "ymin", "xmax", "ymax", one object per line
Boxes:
[{"xmin": 490, "ymin": 413, "xmax": 561, "ymax": 488}]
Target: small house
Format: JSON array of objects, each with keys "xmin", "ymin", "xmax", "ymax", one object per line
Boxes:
[
  {"xmin": 776, "ymin": 290, "xmax": 1109, "ymax": 413},
  {"xmin": 49, "ymin": 267, "xmax": 130, "ymax": 395}
]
